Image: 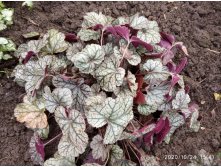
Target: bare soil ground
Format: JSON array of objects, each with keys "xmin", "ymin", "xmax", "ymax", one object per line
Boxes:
[{"xmin": 0, "ymin": 1, "xmax": 220, "ymax": 165}]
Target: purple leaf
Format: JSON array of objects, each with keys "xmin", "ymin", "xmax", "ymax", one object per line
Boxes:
[
  {"xmin": 65, "ymin": 33, "xmax": 77, "ymax": 42},
  {"xmin": 154, "ymin": 117, "xmax": 165, "ymax": 134},
  {"xmin": 160, "ymin": 32, "xmax": 175, "ymax": 47},
  {"xmin": 35, "ymin": 138, "xmax": 45, "ymax": 159},
  {"xmin": 106, "ymin": 25, "xmax": 130, "ymax": 41},
  {"xmin": 134, "ymin": 90, "xmax": 146, "ymax": 105},
  {"xmin": 143, "ymin": 131, "xmax": 154, "ymax": 145},
  {"xmin": 162, "ymin": 50, "xmax": 174, "ymax": 65},
  {"xmin": 185, "ymin": 85, "xmax": 190, "ymax": 94},
  {"xmin": 93, "ymin": 24, "xmax": 104, "ymax": 31},
  {"xmin": 156, "ymin": 117, "xmax": 170, "ymax": 143},
  {"xmin": 22, "ymin": 51, "xmax": 36, "ymax": 64},
  {"xmin": 84, "ymin": 152, "xmax": 104, "ymax": 165},
  {"xmin": 175, "ymin": 57, "xmax": 187, "ymax": 74},
  {"xmin": 166, "ymin": 62, "xmax": 176, "ymax": 72},
  {"xmin": 174, "ymin": 42, "xmax": 189, "ymax": 56},
  {"xmin": 130, "ymin": 36, "xmax": 153, "ymax": 51}
]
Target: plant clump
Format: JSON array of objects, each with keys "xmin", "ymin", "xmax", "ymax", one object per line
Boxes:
[{"xmin": 12, "ymin": 12, "xmax": 200, "ymax": 166}]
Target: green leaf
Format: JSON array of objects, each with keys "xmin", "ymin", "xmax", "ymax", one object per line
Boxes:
[
  {"xmin": 95, "ymin": 56, "xmax": 125, "ymax": 92},
  {"xmin": 86, "ymin": 96, "xmax": 133, "ymax": 144},
  {"xmin": 43, "ymin": 86, "xmax": 73, "ymax": 113},
  {"xmin": 52, "ymin": 76, "xmax": 92, "ymax": 112},
  {"xmin": 43, "ymin": 29, "xmax": 68, "ymax": 54},
  {"xmin": 23, "ymin": 31, "xmax": 40, "ymax": 39},
  {"xmin": 71, "ymin": 44, "xmax": 105, "ymax": 74},
  {"xmin": 77, "ymin": 29, "xmax": 100, "ymax": 41}
]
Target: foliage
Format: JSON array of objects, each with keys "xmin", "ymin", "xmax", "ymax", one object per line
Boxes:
[
  {"xmin": 0, "ymin": 2, "xmax": 15, "ymax": 61},
  {"xmin": 12, "ymin": 12, "xmax": 200, "ymax": 165}
]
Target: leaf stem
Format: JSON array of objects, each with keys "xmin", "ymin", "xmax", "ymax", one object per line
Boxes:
[
  {"xmin": 127, "ymin": 141, "xmax": 141, "ymax": 165},
  {"xmin": 100, "ymin": 29, "xmax": 105, "ymax": 46},
  {"xmin": 123, "ymin": 141, "xmax": 131, "ymax": 160},
  {"xmin": 118, "ymin": 42, "xmax": 130, "ymax": 67},
  {"xmin": 44, "ymin": 133, "xmax": 62, "ymax": 146},
  {"xmin": 104, "ymin": 151, "xmax": 110, "ymax": 165}
]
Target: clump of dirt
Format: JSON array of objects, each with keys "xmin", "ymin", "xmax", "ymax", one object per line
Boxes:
[{"xmin": 0, "ymin": 1, "xmax": 220, "ymax": 165}]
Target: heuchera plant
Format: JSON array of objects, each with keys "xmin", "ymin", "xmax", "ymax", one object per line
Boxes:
[{"xmin": 13, "ymin": 12, "xmax": 200, "ymax": 166}]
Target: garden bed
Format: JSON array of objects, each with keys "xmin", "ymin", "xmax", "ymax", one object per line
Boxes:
[{"xmin": 0, "ymin": 1, "xmax": 220, "ymax": 165}]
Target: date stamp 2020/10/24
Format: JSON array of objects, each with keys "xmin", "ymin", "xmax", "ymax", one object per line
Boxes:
[{"xmin": 164, "ymin": 154, "xmax": 215, "ymax": 160}]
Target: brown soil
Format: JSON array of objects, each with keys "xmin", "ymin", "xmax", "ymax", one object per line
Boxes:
[{"xmin": 0, "ymin": 1, "xmax": 220, "ymax": 166}]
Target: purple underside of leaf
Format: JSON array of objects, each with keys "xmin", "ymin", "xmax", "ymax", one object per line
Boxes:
[
  {"xmin": 65, "ymin": 33, "xmax": 77, "ymax": 42},
  {"xmin": 155, "ymin": 117, "xmax": 170, "ymax": 143},
  {"xmin": 134, "ymin": 90, "xmax": 146, "ymax": 105},
  {"xmin": 35, "ymin": 139, "xmax": 45, "ymax": 159},
  {"xmin": 160, "ymin": 32, "xmax": 175, "ymax": 48},
  {"xmin": 143, "ymin": 131, "xmax": 154, "ymax": 145},
  {"xmin": 162, "ymin": 50, "xmax": 174, "ymax": 65},
  {"xmin": 175, "ymin": 57, "xmax": 187, "ymax": 74},
  {"xmin": 130, "ymin": 36, "xmax": 153, "ymax": 51},
  {"xmin": 154, "ymin": 117, "xmax": 165, "ymax": 134},
  {"xmin": 22, "ymin": 51, "xmax": 36, "ymax": 64},
  {"xmin": 185, "ymin": 85, "xmax": 190, "ymax": 94},
  {"xmin": 93, "ymin": 24, "xmax": 104, "ymax": 31},
  {"xmin": 188, "ymin": 103, "xmax": 199, "ymax": 113},
  {"xmin": 106, "ymin": 25, "xmax": 130, "ymax": 41},
  {"xmin": 166, "ymin": 62, "xmax": 176, "ymax": 72}
]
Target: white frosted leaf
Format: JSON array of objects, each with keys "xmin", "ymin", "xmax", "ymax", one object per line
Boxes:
[
  {"xmin": 90, "ymin": 135, "xmax": 110, "ymax": 161},
  {"xmin": 27, "ymin": 38, "xmax": 48, "ymax": 53},
  {"xmin": 71, "ymin": 44, "xmax": 105, "ymax": 74},
  {"xmin": 13, "ymin": 64, "xmax": 26, "ymax": 86},
  {"xmin": 36, "ymin": 125, "xmax": 49, "ymax": 139},
  {"xmin": 66, "ymin": 42, "xmax": 84, "ymax": 61},
  {"xmin": 129, "ymin": 13, "xmax": 149, "ymax": 30},
  {"xmin": 55, "ymin": 106, "xmax": 85, "ymax": 132},
  {"xmin": 44, "ymin": 157, "xmax": 74, "ymax": 166},
  {"xmin": 103, "ymin": 43, "xmax": 113, "ymax": 56},
  {"xmin": 77, "ymin": 29, "xmax": 100, "ymax": 41},
  {"xmin": 82, "ymin": 12, "xmax": 113, "ymax": 28},
  {"xmin": 164, "ymin": 112, "xmax": 185, "ymax": 144},
  {"xmin": 114, "ymin": 71, "xmax": 138, "ymax": 97},
  {"xmin": 172, "ymin": 89, "xmax": 190, "ymax": 110},
  {"xmin": 43, "ymin": 86, "xmax": 73, "ymax": 113},
  {"xmin": 113, "ymin": 16, "xmax": 128, "ymax": 25},
  {"xmin": 95, "ymin": 56, "xmax": 125, "ymax": 92},
  {"xmin": 137, "ymin": 104, "xmax": 157, "ymax": 116},
  {"xmin": 158, "ymin": 102, "xmax": 172, "ymax": 112},
  {"xmin": 109, "ymin": 145, "xmax": 124, "ymax": 165},
  {"xmin": 58, "ymin": 132, "xmax": 88, "ymax": 158},
  {"xmin": 86, "ymin": 96, "xmax": 133, "ymax": 144},
  {"xmin": 145, "ymin": 80, "xmax": 170, "ymax": 106},
  {"xmin": 137, "ymin": 20, "xmax": 161, "ymax": 44},
  {"xmin": 141, "ymin": 154, "xmax": 159, "ymax": 166},
  {"xmin": 114, "ymin": 159, "xmax": 136, "ymax": 166},
  {"xmin": 114, "ymin": 46, "xmax": 141, "ymax": 66},
  {"xmin": 83, "ymin": 163, "xmax": 101, "ymax": 166},
  {"xmin": 142, "ymin": 59, "xmax": 170, "ymax": 82},
  {"xmin": 14, "ymin": 102, "xmax": 47, "ymax": 129},
  {"xmin": 52, "ymin": 76, "xmax": 92, "ymax": 112},
  {"xmin": 43, "ymin": 29, "xmax": 68, "ymax": 54},
  {"xmin": 190, "ymin": 110, "xmax": 200, "ymax": 132}
]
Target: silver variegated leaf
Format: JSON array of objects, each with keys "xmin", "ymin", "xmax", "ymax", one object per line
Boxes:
[
  {"xmin": 137, "ymin": 104, "xmax": 158, "ymax": 116},
  {"xmin": 52, "ymin": 76, "xmax": 92, "ymax": 112},
  {"xmin": 109, "ymin": 145, "xmax": 124, "ymax": 165},
  {"xmin": 164, "ymin": 112, "xmax": 185, "ymax": 144},
  {"xmin": 82, "ymin": 12, "xmax": 113, "ymax": 28},
  {"xmin": 95, "ymin": 56, "xmax": 125, "ymax": 92},
  {"xmin": 90, "ymin": 135, "xmax": 110, "ymax": 161},
  {"xmin": 140, "ymin": 154, "xmax": 159, "ymax": 166},
  {"xmin": 190, "ymin": 110, "xmax": 200, "ymax": 132},
  {"xmin": 172, "ymin": 89, "xmax": 191, "ymax": 110},
  {"xmin": 43, "ymin": 86, "xmax": 73, "ymax": 113},
  {"xmin": 66, "ymin": 42, "xmax": 84, "ymax": 61},
  {"xmin": 137, "ymin": 20, "xmax": 161, "ymax": 44},
  {"xmin": 86, "ymin": 96, "xmax": 133, "ymax": 144},
  {"xmin": 142, "ymin": 59, "xmax": 170, "ymax": 82},
  {"xmin": 129, "ymin": 13, "xmax": 149, "ymax": 30},
  {"xmin": 145, "ymin": 80, "xmax": 170, "ymax": 106},
  {"xmin": 77, "ymin": 29, "xmax": 100, "ymax": 41},
  {"xmin": 71, "ymin": 44, "xmax": 105, "ymax": 74},
  {"xmin": 43, "ymin": 29, "xmax": 68, "ymax": 54}
]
